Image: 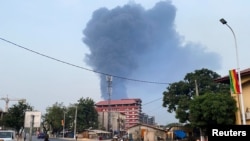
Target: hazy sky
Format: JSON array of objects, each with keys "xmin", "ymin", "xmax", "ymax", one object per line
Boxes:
[{"xmin": 0, "ymin": 0, "xmax": 249, "ymax": 125}]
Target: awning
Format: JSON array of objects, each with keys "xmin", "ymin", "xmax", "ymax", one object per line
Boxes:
[
  {"xmin": 174, "ymin": 130, "xmax": 186, "ymax": 139},
  {"xmin": 89, "ymin": 130, "xmax": 111, "ymax": 134}
]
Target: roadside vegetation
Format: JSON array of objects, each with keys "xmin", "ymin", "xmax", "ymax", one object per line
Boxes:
[
  {"xmin": 162, "ymin": 68, "xmax": 237, "ymax": 136},
  {"xmin": 0, "ymin": 68, "xmax": 237, "ymax": 138}
]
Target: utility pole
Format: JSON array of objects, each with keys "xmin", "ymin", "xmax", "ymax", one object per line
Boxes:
[
  {"xmin": 106, "ymin": 75, "xmax": 112, "ymax": 133},
  {"xmin": 63, "ymin": 112, "xmax": 65, "ymax": 138},
  {"xmin": 118, "ymin": 114, "xmax": 120, "ymax": 134},
  {"xmin": 195, "ymin": 80, "xmax": 204, "ymax": 141},
  {"xmin": 29, "ymin": 115, "xmax": 34, "ymax": 141},
  {"xmin": 195, "ymin": 80, "xmax": 199, "ymax": 96},
  {"xmin": 139, "ymin": 116, "xmax": 141, "ymax": 141}
]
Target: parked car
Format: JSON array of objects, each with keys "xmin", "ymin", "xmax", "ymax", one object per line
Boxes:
[
  {"xmin": 0, "ymin": 130, "xmax": 16, "ymax": 141},
  {"xmin": 37, "ymin": 133, "xmax": 45, "ymax": 139}
]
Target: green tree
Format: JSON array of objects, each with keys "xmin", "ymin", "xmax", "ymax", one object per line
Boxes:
[
  {"xmin": 2, "ymin": 102, "xmax": 33, "ymax": 133},
  {"xmin": 41, "ymin": 114, "xmax": 50, "ymax": 135},
  {"xmin": 189, "ymin": 93, "xmax": 237, "ymax": 136},
  {"xmin": 66, "ymin": 104, "xmax": 78, "ymax": 132},
  {"xmin": 162, "ymin": 68, "xmax": 230, "ymax": 123},
  {"xmin": 76, "ymin": 97, "xmax": 98, "ymax": 131},
  {"xmin": 42, "ymin": 97, "xmax": 99, "ymax": 136},
  {"xmin": 189, "ymin": 93, "xmax": 237, "ymax": 126},
  {"xmin": 43, "ymin": 102, "xmax": 65, "ymax": 134}
]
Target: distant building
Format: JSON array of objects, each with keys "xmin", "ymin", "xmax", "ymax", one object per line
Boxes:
[
  {"xmin": 97, "ymin": 111, "xmax": 126, "ymax": 134},
  {"xmin": 127, "ymin": 123, "xmax": 167, "ymax": 141},
  {"xmin": 95, "ymin": 98, "xmax": 142, "ymax": 129},
  {"xmin": 140, "ymin": 113, "xmax": 155, "ymax": 125}
]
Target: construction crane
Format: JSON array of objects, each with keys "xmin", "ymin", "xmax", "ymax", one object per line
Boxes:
[{"xmin": 0, "ymin": 95, "xmax": 26, "ymax": 112}]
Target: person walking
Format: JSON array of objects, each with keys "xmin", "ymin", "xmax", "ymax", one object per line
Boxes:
[{"xmin": 44, "ymin": 133, "xmax": 49, "ymax": 141}]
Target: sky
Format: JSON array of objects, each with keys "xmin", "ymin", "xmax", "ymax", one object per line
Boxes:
[{"xmin": 0, "ymin": 0, "xmax": 250, "ymax": 125}]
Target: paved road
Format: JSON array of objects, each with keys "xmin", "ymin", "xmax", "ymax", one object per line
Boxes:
[
  {"xmin": 16, "ymin": 136, "xmax": 112, "ymax": 141},
  {"xmin": 49, "ymin": 137, "xmax": 112, "ymax": 141},
  {"xmin": 16, "ymin": 136, "xmax": 140, "ymax": 141},
  {"xmin": 59, "ymin": 138, "xmax": 112, "ymax": 141}
]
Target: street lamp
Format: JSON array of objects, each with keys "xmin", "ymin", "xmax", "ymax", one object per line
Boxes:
[
  {"xmin": 220, "ymin": 18, "xmax": 246, "ymax": 125},
  {"xmin": 63, "ymin": 111, "xmax": 65, "ymax": 138},
  {"xmin": 74, "ymin": 106, "xmax": 78, "ymax": 139}
]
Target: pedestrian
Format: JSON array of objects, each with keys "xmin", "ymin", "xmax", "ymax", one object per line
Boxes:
[
  {"xmin": 44, "ymin": 134, "xmax": 49, "ymax": 141},
  {"xmin": 25, "ymin": 133, "xmax": 29, "ymax": 141}
]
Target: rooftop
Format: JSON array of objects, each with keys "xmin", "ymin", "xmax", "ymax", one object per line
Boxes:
[
  {"xmin": 95, "ymin": 98, "xmax": 141, "ymax": 106},
  {"xmin": 215, "ymin": 68, "xmax": 250, "ymax": 84}
]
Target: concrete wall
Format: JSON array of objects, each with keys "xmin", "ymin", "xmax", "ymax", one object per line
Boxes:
[{"xmin": 127, "ymin": 125, "xmax": 166, "ymax": 141}]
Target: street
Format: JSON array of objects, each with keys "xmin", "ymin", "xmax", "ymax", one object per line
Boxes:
[{"xmin": 17, "ymin": 136, "xmax": 112, "ymax": 141}]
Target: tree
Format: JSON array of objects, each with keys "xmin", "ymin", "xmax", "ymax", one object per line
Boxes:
[
  {"xmin": 43, "ymin": 102, "xmax": 66, "ymax": 135},
  {"xmin": 76, "ymin": 97, "xmax": 98, "ymax": 131},
  {"xmin": 189, "ymin": 93, "xmax": 237, "ymax": 137},
  {"xmin": 66, "ymin": 104, "xmax": 78, "ymax": 133},
  {"xmin": 2, "ymin": 102, "xmax": 33, "ymax": 133},
  {"xmin": 42, "ymin": 97, "xmax": 99, "ymax": 136},
  {"xmin": 162, "ymin": 68, "xmax": 230, "ymax": 123},
  {"xmin": 189, "ymin": 93, "xmax": 237, "ymax": 126}
]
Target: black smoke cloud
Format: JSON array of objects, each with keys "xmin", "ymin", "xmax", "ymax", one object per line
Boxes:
[{"xmin": 82, "ymin": 1, "xmax": 221, "ymax": 100}]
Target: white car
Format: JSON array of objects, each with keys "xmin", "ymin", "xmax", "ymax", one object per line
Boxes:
[{"xmin": 0, "ymin": 130, "xmax": 16, "ymax": 141}]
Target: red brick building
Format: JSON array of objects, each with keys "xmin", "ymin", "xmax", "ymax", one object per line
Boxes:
[{"xmin": 95, "ymin": 98, "xmax": 142, "ymax": 129}]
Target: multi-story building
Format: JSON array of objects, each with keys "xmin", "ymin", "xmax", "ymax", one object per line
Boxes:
[
  {"xmin": 140, "ymin": 113, "xmax": 155, "ymax": 125},
  {"xmin": 97, "ymin": 111, "xmax": 126, "ymax": 134},
  {"xmin": 95, "ymin": 98, "xmax": 142, "ymax": 130}
]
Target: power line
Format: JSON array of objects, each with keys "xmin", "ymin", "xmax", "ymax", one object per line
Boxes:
[
  {"xmin": 142, "ymin": 97, "xmax": 162, "ymax": 106},
  {"xmin": 0, "ymin": 37, "xmax": 171, "ymax": 85}
]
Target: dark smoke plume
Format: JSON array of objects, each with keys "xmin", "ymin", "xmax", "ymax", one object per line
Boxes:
[{"xmin": 82, "ymin": 1, "xmax": 221, "ymax": 100}]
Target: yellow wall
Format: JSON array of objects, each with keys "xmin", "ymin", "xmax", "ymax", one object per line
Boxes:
[{"xmin": 235, "ymin": 75, "xmax": 250, "ymax": 125}]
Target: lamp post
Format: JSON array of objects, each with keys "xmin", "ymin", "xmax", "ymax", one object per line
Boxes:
[
  {"xmin": 63, "ymin": 111, "xmax": 65, "ymax": 138},
  {"xmin": 74, "ymin": 106, "xmax": 78, "ymax": 139},
  {"xmin": 220, "ymin": 18, "xmax": 246, "ymax": 125}
]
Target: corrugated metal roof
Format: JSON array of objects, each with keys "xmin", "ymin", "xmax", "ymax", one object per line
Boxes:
[
  {"xmin": 215, "ymin": 68, "xmax": 250, "ymax": 83},
  {"xmin": 127, "ymin": 123, "xmax": 166, "ymax": 132}
]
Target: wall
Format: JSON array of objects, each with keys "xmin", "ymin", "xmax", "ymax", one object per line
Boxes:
[{"xmin": 236, "ymin": 75, "xmax": 250, "ymax": 125}]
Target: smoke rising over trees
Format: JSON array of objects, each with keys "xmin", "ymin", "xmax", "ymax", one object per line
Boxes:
[{"xmin": 82, "ymin": 1, "xmax": 221, "ymax": 100}]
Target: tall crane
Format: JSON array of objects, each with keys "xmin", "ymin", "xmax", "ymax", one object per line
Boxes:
[{"xmin": 0, "ymin": 95, "xmax": 26, "ymax": 112}]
